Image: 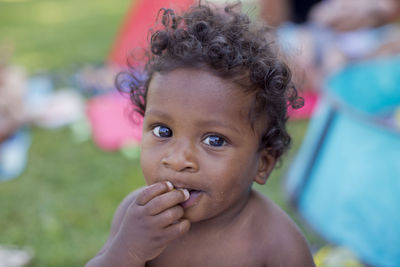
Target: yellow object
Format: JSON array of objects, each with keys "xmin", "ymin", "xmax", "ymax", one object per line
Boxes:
[{"xmin": 314, "ymin": 246, "xmax": 363, "ymax": 267}]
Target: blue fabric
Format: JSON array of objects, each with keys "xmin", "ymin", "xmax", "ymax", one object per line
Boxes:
[
  {"xmin": 0, "ymin": 129, "xmax": 31, "ymax": 181},
  {"xmin": 286, "ymin": 57, "xmax": 400, "ymax": 267},
  {"xmin": 327, "ymin": 55, "xmax": 400, "ymax": 114}
]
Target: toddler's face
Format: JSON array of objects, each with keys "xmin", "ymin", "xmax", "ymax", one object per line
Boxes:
[{"xmin": 140, "ymin": 68, "xmax": 270, "ymax": 223}]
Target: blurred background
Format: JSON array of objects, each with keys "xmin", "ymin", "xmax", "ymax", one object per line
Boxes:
[{"xmin": 0, "ymin": 0, "xmax": 399, "ymax": 266}]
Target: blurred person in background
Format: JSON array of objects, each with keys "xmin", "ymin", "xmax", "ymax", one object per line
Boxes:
[
  {"xmin": 0, "ymin": 44, "xmax": 32, "ymax": 181},
  {"xmin": 309, "ymin": 0, "xmax": 400, "ymax": 61},
  {"xmin": 0, "ymin": 45, "xmax": 27, "ymax": 143},
  {"xmin": 260, "ymin": 0, "xmax": 400, "ymax": 29},
  {"xmin": 309, "ymin": 0, "xmax": 400, "ymax": 32},
  {"xmin": 259, "ymin": 0, "xmax": 400, "ymax": 96}
]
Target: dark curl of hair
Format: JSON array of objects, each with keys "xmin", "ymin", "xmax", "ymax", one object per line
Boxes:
[{"xmin": 116, "ymin": 1, "xmax": 304, "ymax": 160}]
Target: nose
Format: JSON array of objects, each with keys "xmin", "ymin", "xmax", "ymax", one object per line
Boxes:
[{"xmin": 161, "ymin": 139, "xmax": 198, "ymax": 172}]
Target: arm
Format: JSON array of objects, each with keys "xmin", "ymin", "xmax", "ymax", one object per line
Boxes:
[
  {"xmin": 85, "ymin": 191, "xmax": 143, "ymax": 267},
  {"xmin": 310, "ymin": 0, "xmax": 400, "ymax": 32},
  {"xmin": 85, "ymin": 182, "xmax": 190, "ymax": 267},
  {"xmin": 259, "ymin": 0, "xmax": 291, "ymax": 27}
]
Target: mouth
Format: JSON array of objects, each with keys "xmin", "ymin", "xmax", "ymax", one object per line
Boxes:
[
  {"xmin": 175, "ymin": 186, "xmax": 199, "ymax": 193},
  {"xmin": 177, "ymin": 188, "xmax": 203, "ymax": 209},
  {"xmin": 180, "ymin": 190, "xmax": 202, "ymax": 209},
  {"xmin": 186, "ymin": 188, "xmax": 200, "ymax": 194}
]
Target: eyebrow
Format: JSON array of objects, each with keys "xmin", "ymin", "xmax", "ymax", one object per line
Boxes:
[
  {"xmin": 145, "ymin": 109, "xmax": 241, "ymax": 135},
  {"xmin": 145, "ymin": 109, "xmax": 172, "ymax": 120},
  {"xmin": 196, "ymin": 120, "xmax": 241, "ymax": 135}
]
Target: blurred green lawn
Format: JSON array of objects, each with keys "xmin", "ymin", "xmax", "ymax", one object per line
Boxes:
[
  {"xmin": 0, "ymin": 0, "xmax": 322, "ymax": 266},
  {"xmin": 0, "ymin": 0, "xmax": 132, "ymax": 72}
]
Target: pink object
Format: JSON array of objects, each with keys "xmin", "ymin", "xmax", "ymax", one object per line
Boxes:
[
  {"xmin": 86, "ymin": 93, "xmax": 143, "ymax": 151},
  {"xmin": 288, "ymin": 91, "xmax": 319, "ymax": 120}
]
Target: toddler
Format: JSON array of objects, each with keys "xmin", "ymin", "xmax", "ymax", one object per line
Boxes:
[{"xmin": 87, "ymin": 2, "xmax": 315, "ymax": 266}]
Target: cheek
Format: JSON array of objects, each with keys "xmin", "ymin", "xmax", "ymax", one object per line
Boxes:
[
  {"xmin": 203, "ymin": 152, "xmax": 257, "ymax": 190},
  {"xmin": 140, "ymin": 145, "xmax": 159, "ymax": 185}
]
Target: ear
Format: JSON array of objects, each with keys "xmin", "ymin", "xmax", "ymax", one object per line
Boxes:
[{"xmin": 254, "ymin": 148, "xmax": 276, "ymax": 185}]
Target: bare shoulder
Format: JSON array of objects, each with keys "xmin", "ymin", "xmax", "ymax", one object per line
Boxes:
[{"xmin": 250, "ymin": 190, "xmax": 315, "ymax": 267}]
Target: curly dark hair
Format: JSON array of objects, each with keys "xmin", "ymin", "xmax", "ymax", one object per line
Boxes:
[{"xmin": 116, "ymin": 1, "xmax": 303, "ymax": 159}]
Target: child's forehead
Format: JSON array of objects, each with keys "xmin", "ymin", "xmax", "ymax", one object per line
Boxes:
[
  {"xmin": 147, "ymin": 68, "xmax": 254, "ymax": 108},
  {"xmin": 146, "ymin": 68, "xmax": 266, "ymax": 133},
  {"xmin": 150, "ymin": 68, "xmax": 237, "ymax": 90},
  {"xmin": 150, "ymin": 68, "xmax": 256, "ymax": 98}
]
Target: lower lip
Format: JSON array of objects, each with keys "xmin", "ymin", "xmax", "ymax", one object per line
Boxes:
[{"xmin": 180, "ymin": 190, "xmax": 202, "ymax": 209}]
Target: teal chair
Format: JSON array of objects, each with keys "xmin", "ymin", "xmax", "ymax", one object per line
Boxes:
[{"xmin": 286, "ymin": 56, "xmax": 400, "ymax": 267}]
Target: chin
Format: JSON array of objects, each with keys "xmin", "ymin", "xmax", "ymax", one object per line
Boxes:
[{"xmin": 182, "ymin": 206, "xmax": 214, "ymax": 223}]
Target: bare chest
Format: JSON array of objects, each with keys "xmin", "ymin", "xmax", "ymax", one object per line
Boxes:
[
  {"xmin": 146, "ymin": 254, "xmax": 264, "ymax": 267},
  {"xmin": 146, "ymin": 232, "xmax": 265, "ymax": 267}
]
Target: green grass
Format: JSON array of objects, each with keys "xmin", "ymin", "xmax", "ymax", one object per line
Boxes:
[
  {"xmin": 0, "ymin": 0, "xmax": 322, "ymax": 265},
  {"xmin": 0, "ymin": 128, "xmax": 145, "ymax": 266},
  {"xmin": 0, "ymin": 0, "xmax": 132, "ymax": 72}
]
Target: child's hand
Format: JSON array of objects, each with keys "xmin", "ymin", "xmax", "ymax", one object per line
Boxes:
[{"xmin": 114, "ymin": 182, "xmax": 190, "ymax": 264}]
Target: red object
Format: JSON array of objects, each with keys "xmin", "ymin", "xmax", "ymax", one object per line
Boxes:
[{"xmin": 108, "ymin": 0, "xmax": 194, "ymax": 67}]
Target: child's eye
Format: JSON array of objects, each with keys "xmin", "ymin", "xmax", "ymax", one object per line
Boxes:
[
  {"xmin": 203, "ymin": 135, "xmax": 226, "ymax": 147},
  {"xmin": 152, "ymin": 125, "xmax": 172, "ymax": 138}
]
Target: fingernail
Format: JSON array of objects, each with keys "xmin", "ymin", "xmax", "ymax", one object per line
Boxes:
[
  {"xmin": 181, "ymin": 189, "xmax": 190, "ymax": 200},
  {"xmin": 166, "ymin": 181, "xmax": 174, "ymax": 190}
]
